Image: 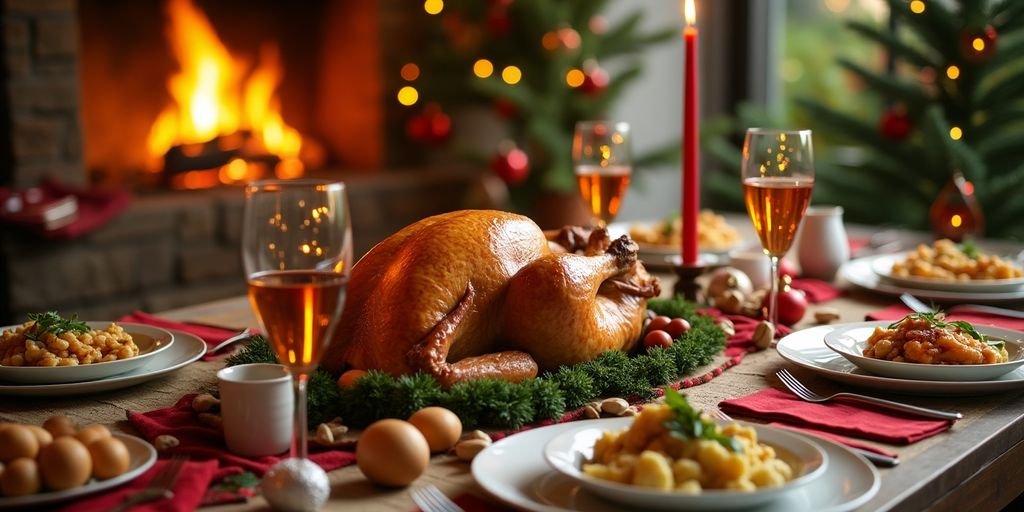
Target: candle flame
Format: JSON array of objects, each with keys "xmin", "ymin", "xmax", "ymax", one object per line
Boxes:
[{"xmin": 684, "ymin": 0, "xmax": 696, "ymax": 26}]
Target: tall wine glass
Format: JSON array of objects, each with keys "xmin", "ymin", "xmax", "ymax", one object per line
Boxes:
[
  {"xmin": 572, "ymin": 120, "xmax": 632, "ymax": 227},
  {"xmin": 741, "ymin": 129, "xmax": 814, "ymax": 328},
  {"xmin": 242, "ymin": 179, "xmax": 352, "ymax": 462}
]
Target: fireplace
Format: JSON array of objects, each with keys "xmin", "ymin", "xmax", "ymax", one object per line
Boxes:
[{"xmin": 0, "ymin": 0, "xmax": 500, "ymax": 323}]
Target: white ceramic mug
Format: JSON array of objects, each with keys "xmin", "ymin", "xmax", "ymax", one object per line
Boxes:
[
  {"xmin": 729, "ymin": 250, "xmax": 772, "ymax": 290},
  {"xmin": 796, "ymin": 205, "xmax": 850, "ymax": 281},
  {"xmin": 217, "ymin": 363, "xmax": 293, "ymax": 457}
]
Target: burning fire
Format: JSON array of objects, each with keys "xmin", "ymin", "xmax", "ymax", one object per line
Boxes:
[{"xmin": 147, "ymin": 0, "xmax": 305, "ymax": 188}]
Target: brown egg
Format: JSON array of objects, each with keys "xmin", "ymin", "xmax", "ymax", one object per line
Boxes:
[
  {"xmin": 88, "ymin": 437, "xmax": 130, "ymax": 480},
  {"xmin": 75, "ymin": 424, "xmax": 112, "ymax": 447},
  {"xmin": 43, "ymin": 416, "xmax": 78, "ymax": 438},
  {"xmin": 1, "ymin": 458, "xmax": 41, "ymax": 497},
  {"xmin": 39, "ymin": 437, "xmax": 92, "ymax": 491},
  {"xmin": 26, "ymin": 426, "xmax": 53, "ymax": 449},
  {"xmin": 356, "ymin": 419, "xmax": 430, "ymax": 487},
  {"xmin": 408, "ymin": 407, "xmax": 463, "ymax": 453},
  {"xmin": 0, "ymin": 425, "xmax": 39, "ymax": 463}
]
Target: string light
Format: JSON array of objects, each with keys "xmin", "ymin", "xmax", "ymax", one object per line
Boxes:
[
  {"xmin": 397, "ymin": 86, "xmax": 419, "ymax": 106},
  {"xmin": 910, "ymin": 0, "xmax": 925, "ymax": 14},
  {"xmin": 972, "ymin": 37, "xmax": 986, "ymax": 52},
  {"xmin": 424, "ymin": 0, "xmax": 443, "ymax": 15},
  {"xmin": 501, "ymin": 65, "xmax": 522, "ymax": 85},
  {"xmin": 950, "ymin": 126, "xmax": 963, "ymax": 140},
  {"xmin": 565, "ymin": 69, "xmax": 585, "ymax": 87},
  {"xmin": 473, "ymin": 59, "xmax": 494, "ymax": 78},
  {"xmin": 950, "ymin": 214, "xmax": 963, "ymax": 228},
  {"xmin": 400, "ymin": 63, "xmax": 420, "ymax": 81},
  {"xmin": 946, "ymin": 65, "xmax": 960, "ymax": 79},
  {"xmin": 541, "ymin": 32, "xmax": 560, "ymax": 51}
]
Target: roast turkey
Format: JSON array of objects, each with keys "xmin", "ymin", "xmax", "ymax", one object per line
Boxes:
[{"xmin": 321, "ymin": 210, "xmax": 660, "ymax": 386}]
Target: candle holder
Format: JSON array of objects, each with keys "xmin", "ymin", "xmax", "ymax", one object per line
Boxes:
[{"xmin": 670, "ymin": 254, "xmax": 726, "ymax": 302}]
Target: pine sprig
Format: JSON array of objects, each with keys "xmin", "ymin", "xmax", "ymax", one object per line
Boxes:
[{"xmin": 226, "ymin": 296, "xmax": 726, "ymax": 429}]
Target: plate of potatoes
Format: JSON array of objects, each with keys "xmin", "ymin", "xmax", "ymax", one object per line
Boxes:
[{"xmin": 0, "ymin": 321, "xmax": 174, "ymax": 384}]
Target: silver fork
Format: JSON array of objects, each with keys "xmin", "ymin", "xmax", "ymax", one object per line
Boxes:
[
  {"xmin": 901, "ymin": 293, "xmax": 1024, "ymax": 319},
  {"xmin": 208, "ymin": 328, "xmax": 253, "ymax": 354},
  {"xmin": 409, "ymin": 485, "xmax": 465, "ymax": 512},
  {"xmin": 776, "ymin": 368, "xmax": 962, "ymax": 421},
  {"xmin": 710, "ymin": 406, "xmax": 900, "ymax": 467},
  {"xmin": 112, "ymin": 454, "xmax": 187, "ymax": 512}
]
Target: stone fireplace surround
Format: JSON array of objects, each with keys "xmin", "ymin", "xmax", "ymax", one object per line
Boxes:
[{"xmin": 0, "ymin": 0, "xmax": 497, "ymax": 323}]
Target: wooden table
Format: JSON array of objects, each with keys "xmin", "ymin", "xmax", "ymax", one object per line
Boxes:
[{"xmin": 3, "ymin": 286, "xmax": 1024, "ymax": 511}]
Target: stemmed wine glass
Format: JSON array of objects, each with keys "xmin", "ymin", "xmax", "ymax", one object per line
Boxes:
[
  {"xmin": 741, "ymin": 129, "xmax": 814, "ymax": 327},
  {"xmin": 242, "ymin": 179, "xmax": 352, "ymax": 464},
  {"xmin": 572, "ymin": 120, "xmax": 632, "ymax": 228}
]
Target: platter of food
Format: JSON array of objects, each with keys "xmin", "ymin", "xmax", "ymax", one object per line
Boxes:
[
  {"xmin": 472, "ymin": 411, "xmax": 879, "ymax": 512},
  {"xmin": 0, "ymin": 316, "xmax": 174, "ymax": 384},
  {"xmin": 0, "ymin": 330, "xmax": 206, "ymax": 396},
  {"xmin": 610, "ymin": 211, "xmax": 747, "ymax": 268},
  {"xmin": 542, "ymin": 396, "xmax": 828, "ymax": 510},
  {"xmin": 777, "ymin": 324, "xmax": 1024, "ymax": 395},
  {"xmin": 869, "ymin": 239, "xmax": 1024, "ymax": 293},
  {"xmin": 824, "ymin": 318, "xmax": 1024, "ymax": 381},
  {"xmin": 840, "ymin": 255, "xmax": 1024, "ymax": 303},
  {"xmin": 0, "ymin": 433, "xmax": 156, "ymax": 509}
]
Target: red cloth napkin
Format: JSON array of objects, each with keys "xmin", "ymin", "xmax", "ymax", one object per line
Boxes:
[
  {"xmin": 128, "ymin": 395, "xmax": 356, "ymax": 481},
  {"xmin": 866, "ymin": 304, "xmax": 1024, "ymax": 331},
  {"xmin": 791, "ymin": 278, "xmax": 842, "ymax": 303},
  {"xmin": 119, "ymin": 311, "xmax": 255, "ymax": 360},
  {"xmin": 768, "ymin": 423, "xmax": 898, "ymax": 458},
  {"xmin": 719, "ymin": 388, "xmax": 952, "ymax": 444},
  {"xmin": 0, "ymin": 178, "xmax": 131, "ymax": 239},
  {"xmin": 698, "ymin": 309, "xmax": 791, "ymax": 356},
  {"xmin": 56, "ymin": 459, "xmax": 218, "ymax": 512}
]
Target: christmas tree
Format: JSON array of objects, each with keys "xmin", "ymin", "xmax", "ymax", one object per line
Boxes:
[
  {"xmin": 400, "ymin": 0, "xmax": 678, "ymax": 212},
  {"xmin": 705, "ymin": 0, "xmax": 1024, "ymax": 239}
]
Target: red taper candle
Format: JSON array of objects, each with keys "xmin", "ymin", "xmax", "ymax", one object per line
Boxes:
[{"xmin": 682, "ymin": 0, "xmax": 699, "ymax": 265}]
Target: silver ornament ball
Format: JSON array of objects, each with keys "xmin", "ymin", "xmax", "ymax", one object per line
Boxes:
[{"xmin": 261, "ymin": 458, "xmax": 330, "ymax": 512}]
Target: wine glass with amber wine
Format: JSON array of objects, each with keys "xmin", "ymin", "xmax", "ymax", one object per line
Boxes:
[
  {"xmin": 572, "ymin": 120, "xmax": 632, "ymax": 228},
  {"xmin": 242, "ymin": 179, "xmax": 352, "ymax": 464},
  {"xmin": 741, "ymin": 129, "xmax": 814, "ymax": 328}
]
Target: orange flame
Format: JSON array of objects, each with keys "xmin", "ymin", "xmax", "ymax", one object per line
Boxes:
[{"xmin": 147, "ymin": 0, "xmax": 304, "ymax": 186}]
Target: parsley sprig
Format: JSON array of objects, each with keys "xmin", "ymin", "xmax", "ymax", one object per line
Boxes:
[
  {"xmin": 662, "ymin": 387, "xmax": 741, "ymax": 453},
  {"xmin": 889, "ymin": 312, "xmax": 1003, "ymax": 349},
  {"xmin": 959, "ymin": 239, "xmax": 980, "ymax": 259},
  {"xmin": 25, "ymin": 312, "xmax": 89, "ymax": 341}
]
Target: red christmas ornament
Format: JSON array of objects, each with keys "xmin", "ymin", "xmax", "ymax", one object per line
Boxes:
[
  {"xmin": 493, "ymin": 98, "xmax": 519, "ymax": 119},
  {"xmin": 406, "ymin": 105, "xmax": 452, "ymax": 145},
  {"xmin": 960, "ymin": 24, "xmax": 997, "ymax": 63},
  {"xmin": 579, "ymin": 66, "xmax": 609, "ymax": 95},
  {"xmin": 486, "ymin": 1, "xmax": 512, "ymax": 37},
  {"xmin": 760, "ymin": 282, "xmax": 807, "ymax": 326},
  {"xmin": 491, "ymin": 146, "xmax": 530, "ymax": 185},
  {"xmin": 879, "ymin": 106, "xmax": 913, "ymax": 141}
]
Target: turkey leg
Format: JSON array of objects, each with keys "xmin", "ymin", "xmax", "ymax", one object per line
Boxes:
[{"xmin": 405, "ymin": 282, "xmax": 539, "ymax": 388}]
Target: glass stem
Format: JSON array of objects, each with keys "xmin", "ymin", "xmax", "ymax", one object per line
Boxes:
[
  {"xmin": 768, "ymin": 255, "xmax": 780, "ymax": 327},
  {"xmin": 292, "ymin": 371, "xmax": 309, "ymax": 459}
]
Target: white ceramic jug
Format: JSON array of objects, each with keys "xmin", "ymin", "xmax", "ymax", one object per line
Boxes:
[{"xmin": 796, "ymin": 205, "xmax": 849, "ymax": 281}]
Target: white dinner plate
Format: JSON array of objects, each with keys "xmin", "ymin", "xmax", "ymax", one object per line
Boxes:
[
  {"xmin": 840, "ymin": 255, "xmax": 1024, "ymax": 303},
  {"xmin": 542, "ymin": 418, "xmax": 827, "ymax": 511},
  {"xmin": 777, "ymin": 325, "xmax": 1024, "ymax": 395},
  {"xmin": 608, "ymin": 222, "xmax": 746, "ymax": 270},
  {"xmin": 824, "ymin": 322, "xmax": 1024, "ymax": 381},
  {"xmin": 0, "ymin": 434, "xmax": 156, "ymax": 509},
  {"xmin": 0, "ymin": 330, "xmax": 206, "ymax": 396},
  {"xmin": 472, "ymin": 418, "xmax": 879, "ymax": 512},
  {"xmin": 870, "ymin": 255, "xmax": 1024, "ymax": 293},
  {"xmin": 0, "ymin": 322, "xmax": 174, "ymax": 384}
]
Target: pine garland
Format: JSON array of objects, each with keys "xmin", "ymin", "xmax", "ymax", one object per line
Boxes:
[{"xmin": 225, "ymin": 297, "xmax": 725, "ymax": 429}]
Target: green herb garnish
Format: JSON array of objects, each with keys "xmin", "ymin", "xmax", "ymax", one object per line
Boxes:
[
  {"xmin": 888, "ymin": 311, "xmax": 995, "ymax": 346},
  {"xmin": 960, "ymin": 239, "xmax": 980, "ymax": 259},
  {"xmin": 662, "ymin": 387, "xmax": 741, "ymax": 453},
  {"xmin": 25, "ymin": 312, "xmax": 89, "ymax": 341}
]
